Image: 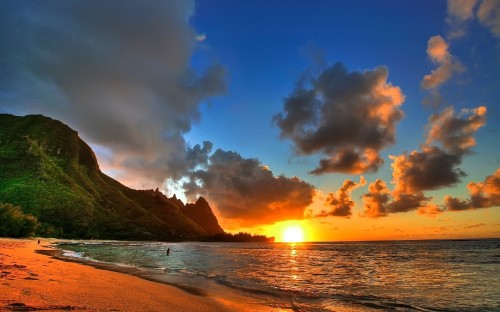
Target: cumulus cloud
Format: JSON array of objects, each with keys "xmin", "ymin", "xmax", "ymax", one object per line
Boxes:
[
  {"xmin": 421, "ymin": 36, "xmax": 463, "ymax": 91},
  {"xmin": 426, "ymin": 106, "xmax": 487, "ymax": 153},
  {"xmin": 445, "ymin": 168, "xmax": 500, "ymax": 210},
  {"xmin": 0, "ymin": 0, "xmax": 226, "ymax": 188},
  {"xmin": 390, "ymin": 193, "xmax": 434, "ymax": 214},
  {"xmin": 362, "ymin": 106, "xmax": 487, "ymax": 217},
  {"xmin": 362, "ymin": 179, "xmax": 435, "ymax": 217},
  {"xmin": 274, "ymin": 62, "xmax": 405, "ymax": 174},
  {"xmin": 316, "ymin": 177, "xmax": 366, "ymax": 217},
  {"xmin": 362, "ymin": 179, "xmax": 391, "ymax": 218},
  {"xmin": 391, "ymin": 147, "xmax": 464, "ymax": 194},
  {"xmin": 183, "ymin": 149, "xmax": 316, "ymax": 226},
  {"xmin": 392, "ymin": 106, "xmax": 486, "ymax": 193},
  {"xmin": 185, "ymin": 141, "xmax": 213, "ymax": 169}
]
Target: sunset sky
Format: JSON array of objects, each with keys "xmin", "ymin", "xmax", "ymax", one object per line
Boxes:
[{"xmin": 1, "ymin": 0, "xmax": 499, "ymax": 241}]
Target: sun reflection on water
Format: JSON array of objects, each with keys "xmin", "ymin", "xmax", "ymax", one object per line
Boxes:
[{"xmin": 287, "ymin": 244, "xmax": 301, "ymax": 282}]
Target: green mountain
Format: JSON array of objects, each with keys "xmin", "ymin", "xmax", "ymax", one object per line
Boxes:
[{"xmin": 0, "ymin": 114, "xmax": 223, "ymax": 240}]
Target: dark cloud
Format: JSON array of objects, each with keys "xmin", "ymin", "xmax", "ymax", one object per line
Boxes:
[
  {"xmin": 316, "ymin": 177, "xmax": 366, "ymax": 218},
  {"xmin": 362, "ymin": 179, "xmax": 436, "ymax": 217},
  {"xmin": 273, "ymin": 62, "xmax": 405, "ymax": 174},
  {"xmin": 445, "ymin": 168, "xmax": 500, "ymax": 210},
  {"xmin": 391, "ymin": 147, "xmax": 465, "ymax": 193},
  {"xmin": 183, "ymin": 149, "xmax": 316, "ymax": 226},
  {"xmin": 310, "ymin": 148, "xmax": 383, "ymax": 175},
  {"xmin": 362, "ymin": 106, "xmax": 486, "ymax": 217},
  {"xmin": 362, "ymin": 179, "xmax": 391, "ymax": 218},
  {"xmin": 391, "ymin": 106, "xmax": 486, "ymax": 194},
  {"xmin": 390, "ymin": 193, "xmax": 437, "ymax": 215},
  {"xmin": 426, "ymin": 106, "xmax": 487, "ymax": 154},
  {"xmin": 0, "ymin": 0, "xmax": 226, "ymax": 188},
  {"xmin": 185, "ymin": 141, "xmax": 213, "ymax": 169}
]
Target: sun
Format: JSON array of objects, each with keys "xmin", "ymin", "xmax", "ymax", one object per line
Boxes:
[{"xmin": 282, "ymin": 226, "xmax": 304, "ymax": 243}]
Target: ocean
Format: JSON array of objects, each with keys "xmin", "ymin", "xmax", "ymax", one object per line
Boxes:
[{"xmin": 56, "ymin": 239, "xmax": 500, "ymax": 311}]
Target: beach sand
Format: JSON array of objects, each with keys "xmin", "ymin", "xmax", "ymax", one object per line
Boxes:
[{"xmin": 0, "ymin": 238, "xmax": 235, "ymax": 312}]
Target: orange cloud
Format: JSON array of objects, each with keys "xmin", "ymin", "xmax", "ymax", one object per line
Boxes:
[
  {"xmin": 427, "ymin": 35, "xmax": 451, "ymax": 62},
  {"xmin": 274, "ymin": 62, "xmax": 405, "ymax": 175},
  {"xmin": 362, "ymin": 179, "xmax": 391, "ymax": 218},
  {"xmin": 391, "ymin": 147, "xmax": 464, "ymax": 194},
  {"xmin": 421, "ymin": 36, "xmax": 462, "ymax": 90},
  {"xmin": 362, "ymin": 182, "xmax": 442, "ymax": 218},
  {"xmin": 310, "ymin": 148, "xmax": 383, "ymax": 175},
  {"xmin": 183, "ymin": 149, "xmax": 316, "ymax": 227},
  {"xmin": 316, "ymin": 177, "xmax": 366, "ymax": 217},
  {"xmin": 362, "ymin": 105, "xmax": 487, "ymax": 217},
  {"xmin": 445, "ymin": 168, "xmax": 500, "ymax": 210},
  {"xmin": 417, "ymin": 203, "xmax": 445, "ymax": 217},
  {"xmin": 392, "ymin": 106, "xmax": 486, "ymax": 194},
  {"xmin": 426, "ymin": 106, "xmax": 487, "ymax": 153}
]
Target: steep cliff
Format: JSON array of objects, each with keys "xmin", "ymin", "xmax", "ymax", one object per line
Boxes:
[
  {"xmin": 182, "ymin": 197, "xmax": 225, "ymax": 235},
  {"xmin": 0, "ymin": 114, "xmax": 223, "ymax": 240}
]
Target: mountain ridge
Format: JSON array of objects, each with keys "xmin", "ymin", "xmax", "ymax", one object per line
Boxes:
[{"xmin": 0, "ymin": 113, "xmax": 224, "ymax": 240}]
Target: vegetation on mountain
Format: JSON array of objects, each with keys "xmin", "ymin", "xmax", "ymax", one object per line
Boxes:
[
  {"xmin": 0, "ymin": 203, "xmax": 38, "ymax": 237},
  {"xmin": 0, "ymin": 114, "xmax": 206, "ymax": 240},
  {"xmin": 0, "ymin": 114, "xmax": 275, "ymax": 243}
]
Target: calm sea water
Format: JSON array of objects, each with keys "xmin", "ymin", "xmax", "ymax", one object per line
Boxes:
[{"xmin": 57, "ymin": 239, "xmax": 500, "ymax": 312}]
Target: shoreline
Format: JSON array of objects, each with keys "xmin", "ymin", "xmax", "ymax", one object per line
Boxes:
[
  {"xmin": 0, "ymin": 238, "xmax": 235, "ymax": 311},
  {"xmin": 34, "ymin": 246, "xmax": 209, "ymax": 297}
]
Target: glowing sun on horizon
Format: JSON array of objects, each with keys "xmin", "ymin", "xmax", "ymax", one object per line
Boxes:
[{"xmin": 282, "ymin": 226, "xmax": 304, "ymax": 243}]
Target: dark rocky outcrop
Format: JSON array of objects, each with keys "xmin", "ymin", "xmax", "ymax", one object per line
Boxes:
[{"xmin": 182, "ymin": 197, "xmax": 225, "ymax": 235}]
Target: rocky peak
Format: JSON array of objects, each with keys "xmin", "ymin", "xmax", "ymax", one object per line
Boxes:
[{"xmin": 181, "ymin": 196, "xmax": 225, "ymax": 235}]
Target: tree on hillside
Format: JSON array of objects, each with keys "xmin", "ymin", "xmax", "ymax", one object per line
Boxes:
[{"xmin": 0, "ymin": 203, "xmax": 38, "ymax": 237}]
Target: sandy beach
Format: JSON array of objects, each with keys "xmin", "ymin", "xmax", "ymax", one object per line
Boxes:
[{"xmin": 0, "ymin": 238, "xmax": 234, "ymax": 312}]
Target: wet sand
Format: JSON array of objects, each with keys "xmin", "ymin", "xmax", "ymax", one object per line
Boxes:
[{"xmin": 0, "ymin": 238, "xmax": 233, "ymax": 311}]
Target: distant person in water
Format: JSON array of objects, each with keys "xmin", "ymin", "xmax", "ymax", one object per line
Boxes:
[
  {"xmin": 37, "ymin": 239, "xmax": 40, "ymax": 245},
  {"xmin": 167, "ymin": 248, "xmax": 171, "ymax": 256}
]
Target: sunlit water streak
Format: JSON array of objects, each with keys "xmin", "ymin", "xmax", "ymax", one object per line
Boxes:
[{"xmin": 57, "ymin": 239, "xmax": 500, "ymax": 311}]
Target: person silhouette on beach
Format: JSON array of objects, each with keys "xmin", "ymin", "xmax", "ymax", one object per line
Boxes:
[
  {"xmin": 167, "ymin": 248, "xmax": 171, "ymax": 256},
  {"xmin": 37, "ymin": 239, "xmax": 40, "ymax": 245}
]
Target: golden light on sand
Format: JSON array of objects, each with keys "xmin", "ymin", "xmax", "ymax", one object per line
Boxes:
[{"xmin": 282, "ymin": 226, "xmax": 304, "ymax": 243}]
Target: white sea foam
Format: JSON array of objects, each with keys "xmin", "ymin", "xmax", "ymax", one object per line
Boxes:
[{"xmin": 62, "ymin": 250, "xmax": 85, "ymax": 258}]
